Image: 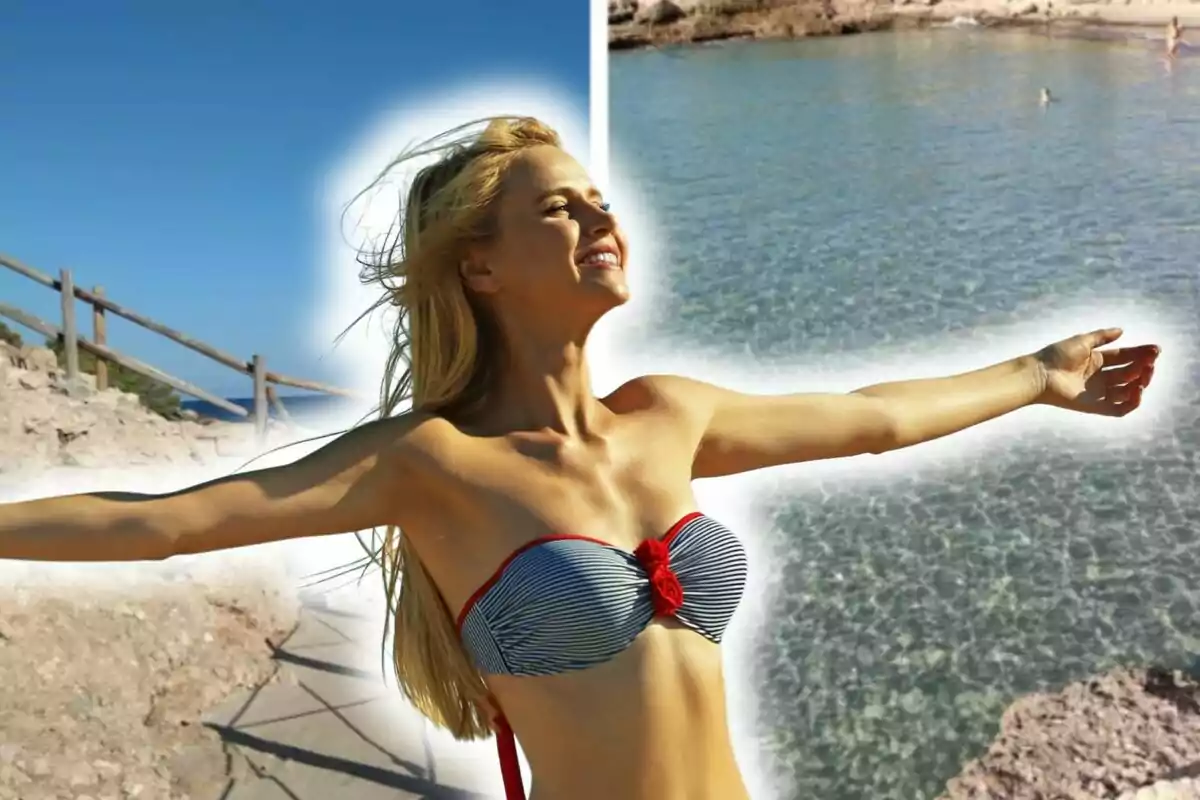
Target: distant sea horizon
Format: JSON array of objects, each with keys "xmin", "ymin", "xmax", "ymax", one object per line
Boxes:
[{"xmin": 180, "ymin": 394, "xmax": 358, "ymax": 424}]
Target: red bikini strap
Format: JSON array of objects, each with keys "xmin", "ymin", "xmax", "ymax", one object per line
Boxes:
[{"xmin": 494, "ymin": 714, "xmax": 525, "ymax": 799}]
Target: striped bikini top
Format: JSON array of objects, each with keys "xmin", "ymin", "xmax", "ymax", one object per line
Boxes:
[{"xmin": 455, "ymin": 511, "xmax": 749, "ymax": 800}]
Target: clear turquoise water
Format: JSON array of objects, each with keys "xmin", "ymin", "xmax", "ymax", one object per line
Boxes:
[{"xmin": 612, "ymin": 30, "xmax": 1200, "ymax": 800}]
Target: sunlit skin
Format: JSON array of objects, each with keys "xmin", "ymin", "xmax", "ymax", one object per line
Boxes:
[{"xmin": 0, "ymin": 144, "xmax": 1161, "ymax": 800}]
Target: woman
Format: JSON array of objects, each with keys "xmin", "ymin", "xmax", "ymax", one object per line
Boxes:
[{"xmin": 0, "ymin": 117, "xmax": 1160, "ymax": 800}]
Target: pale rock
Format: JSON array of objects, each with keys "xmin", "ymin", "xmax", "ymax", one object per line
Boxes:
[
  {"xmin": 0, "ymin": 347, "xmax": 294, "ymax": 478},
  {"xmin": 0, "ymin": 349, "xmax": 305, "ymax": 799}
]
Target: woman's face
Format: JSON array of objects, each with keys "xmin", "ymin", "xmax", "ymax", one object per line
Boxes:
[{"xmin": 463, "ymin": 145, "xmax": 630, "ymax": 328}]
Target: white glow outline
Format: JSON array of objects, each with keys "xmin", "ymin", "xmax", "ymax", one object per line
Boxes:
[{"xmin": 4, "ymin": 5, "xmax": 1190, "ymax": 796}]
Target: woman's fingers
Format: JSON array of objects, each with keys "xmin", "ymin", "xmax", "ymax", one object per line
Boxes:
[
  {"xmin": 1078, "ymin": 328, "xmax": 1124, "ymax": 351},
  {"xmin": 1100, "ymin": 343, "xmax": 1160, "ymax": 367},
  {"xmin": 1100, "ymin": 361, "xmax": 1154, "ymax": 387},
  {"xmin": 1112, "ymin": 385, "xmax": 1145, "ymax": 416},
  {"xmin": 1085, "ymin": 384, "xmax": 1143, "ymax": 416}
]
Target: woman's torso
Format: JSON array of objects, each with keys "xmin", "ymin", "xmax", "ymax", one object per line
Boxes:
[{"xmin": 396, "ymin": 377, "xmax": 752, "ymax": 800}]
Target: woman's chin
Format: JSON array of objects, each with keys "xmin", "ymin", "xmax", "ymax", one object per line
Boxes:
[
  {"xmin": 596, "ymin": 282, "xmax": 633, "ymax": 308},
  {"xmin": 578, "ymin": 269, "xmax": 631, "ymax": 303}
]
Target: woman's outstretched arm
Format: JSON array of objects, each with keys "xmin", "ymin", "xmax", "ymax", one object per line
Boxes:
[
  {"xmin": 0, "ymin": 413, "xmax": 438, "ymax": 562},
  {"xmin": 644, "ymin": 328, "xmax": 1159, "ymax": 480}
]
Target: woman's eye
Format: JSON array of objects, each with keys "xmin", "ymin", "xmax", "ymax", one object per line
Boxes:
[{"xmin": 546, "ymin": 200, "xmax": 611, "ymax": 216}]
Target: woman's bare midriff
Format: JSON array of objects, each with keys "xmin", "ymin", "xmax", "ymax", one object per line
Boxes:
[
  {"xmin": 400, "ymin": 390, "xmax": 753, "ymax": 798},
  {"xmin": 491, "ymin": 620, "xmax": 752, "ymax": 800}
]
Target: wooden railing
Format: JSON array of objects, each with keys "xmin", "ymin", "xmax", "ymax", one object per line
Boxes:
[{"xmin": 0, "ymin": 253, "xmax": 357, "ymax": 440}]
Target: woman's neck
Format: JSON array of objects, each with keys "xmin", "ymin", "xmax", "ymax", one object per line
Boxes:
[{"xmin": 492, "ymin": 340, "xmax": 603, "ymax": 438}]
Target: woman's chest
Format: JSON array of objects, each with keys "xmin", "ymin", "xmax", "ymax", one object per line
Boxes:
[
  {"xmin": 422, "ymin": 413, "xmax": 702, "ymax": 610},
  {"xmin": 471, "ymin": 417, "xmax": 696, "ymax": 549}
]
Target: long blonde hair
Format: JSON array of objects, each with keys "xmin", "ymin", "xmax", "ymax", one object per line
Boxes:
[{"xmin": 348, "ymin": 116, "xmax": 562, "ymax": 740}]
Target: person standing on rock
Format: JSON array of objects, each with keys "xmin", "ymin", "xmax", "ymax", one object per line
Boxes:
[{"xmin": 0, "ymin": 117, "xmax": 1162, "ymax": 800}]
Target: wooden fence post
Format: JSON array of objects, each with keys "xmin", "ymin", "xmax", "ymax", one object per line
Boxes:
[
  {"xmin": 265, "ymin": 385, "xmax": 294, "ymax": 427},
  {"xmin": 252, "ymin": 354, "xmax": 268, "ymax": 445},
  {"xmin": 59, "ymin": 269, "xmax": 80, "ymax": 384},
  {"xmin": 92, "ymin": 285, "xmax": 108, "ymax": 391}
]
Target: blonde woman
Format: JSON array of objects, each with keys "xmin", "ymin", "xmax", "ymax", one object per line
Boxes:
[{"xmin": 0, "ymin": 117, "xmax": 1161, "ymax": 800}]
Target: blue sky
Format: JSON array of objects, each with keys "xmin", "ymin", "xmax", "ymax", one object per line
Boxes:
[{"xmin": 0, "ymin": 2, "xmax": 590, "ymax": 398}]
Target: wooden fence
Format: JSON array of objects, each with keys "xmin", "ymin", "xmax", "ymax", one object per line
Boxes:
[{"xmin": 0, "ymin": 252, "xmax": 357, "ymax": 440}]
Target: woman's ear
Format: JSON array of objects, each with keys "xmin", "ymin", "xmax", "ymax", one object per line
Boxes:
[{"xmin": 460, "ymin": 255, "xmax": 500, "ymax": 295}]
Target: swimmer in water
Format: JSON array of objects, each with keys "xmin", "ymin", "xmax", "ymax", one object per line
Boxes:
[
  {"xmin": 1167, "ymin": 16, "xmax": 1183, "ymax": 59},
  {"xmin": 1039, "ymin": 87, "xmax": 1054, "ymax": 106}
]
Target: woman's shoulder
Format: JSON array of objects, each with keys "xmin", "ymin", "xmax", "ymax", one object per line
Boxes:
[
  {"xmin": 341, "ymin": 409, "xmax": 475, "ymax": 468},
  {"xmin": 603, "ymin": 373, "xmax": 718, "ymax": 418}
]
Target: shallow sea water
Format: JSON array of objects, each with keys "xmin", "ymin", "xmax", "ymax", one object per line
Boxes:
[{"xmin": 612, "ymin": 29, "xmax": 1200, "ymax": 799}]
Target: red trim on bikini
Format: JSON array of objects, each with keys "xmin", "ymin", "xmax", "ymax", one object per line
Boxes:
[{"xmin": 493, "ymin": 715, "xmax": 524, "ymax": 800}]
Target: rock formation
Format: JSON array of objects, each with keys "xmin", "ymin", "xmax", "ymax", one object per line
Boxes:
[
  {"xmin": 0, "ymin": 342, "xmax": 304, "ymax": 799},
  {"xmin": 608, "ymin": 0, "xmax": 1200, "ymax": 51},
  {"xmin": 942, "ymin": 667, "xmax": 1200, "ymax": 799},
  {"xmin": 0, "ymin": 342, "xmax": 293, "ymax": 480}
]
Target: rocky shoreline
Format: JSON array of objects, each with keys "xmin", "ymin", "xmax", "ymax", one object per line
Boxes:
[
  {"xmin": 0, "ymin": 341, "xmax": 299, "ymax": 481},
  {"xmin": 609, "ymin": 5, "xmax": 1200, "ymax": 796},
  {"xmin": 941, "ymin": 667, "xmax": 1200, "ymax": 799},
  {"xmin": 0, "ymin": 341, "xmax": 306, "ymax": 799},
  {"xmin": 609, "ymin": 0, "xmax": 1200, "ymax": 51}
]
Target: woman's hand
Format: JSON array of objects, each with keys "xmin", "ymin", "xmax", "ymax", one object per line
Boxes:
[{"xmin": 1033, "ymin": 328, "xmax": 1160, "ymax": 416}]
